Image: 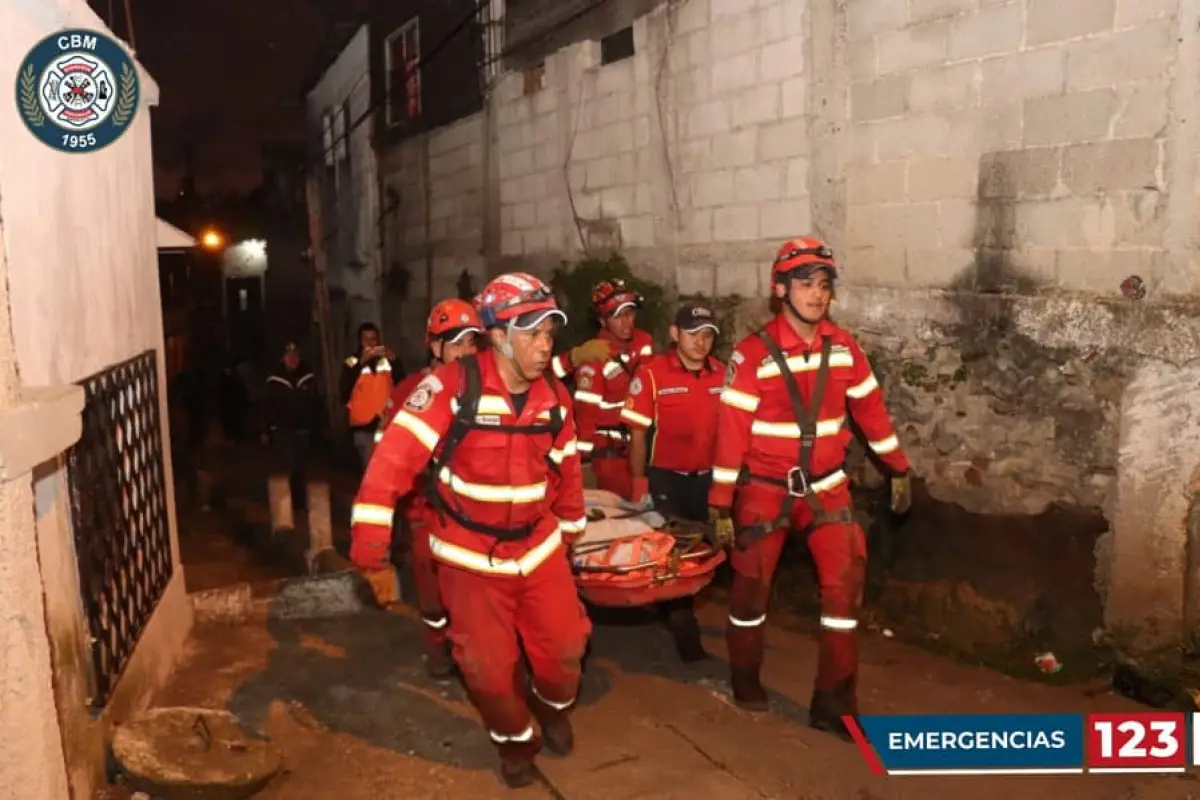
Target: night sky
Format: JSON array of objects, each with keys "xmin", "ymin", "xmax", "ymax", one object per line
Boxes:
[{"xmin": 97, "ymin": 0, "xmax": 367, "ymax": 198}]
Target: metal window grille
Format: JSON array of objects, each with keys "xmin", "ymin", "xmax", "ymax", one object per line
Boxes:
[{"xmin": 67, "ymin": 350, "xmax": 173, "ymax": 710}]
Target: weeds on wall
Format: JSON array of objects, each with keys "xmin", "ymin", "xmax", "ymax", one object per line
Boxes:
[
  {"xmin": 550, "ymin": 252, "xmax": 747, "ymax": 358},
  {"xmin": 550, "ymin": 253, "xmax": 669, "ymax": 351}
]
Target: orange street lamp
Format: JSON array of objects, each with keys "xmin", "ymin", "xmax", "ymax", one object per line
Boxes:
[{"xmin": 200, "ymin": 229, "xmax": 224, "ymax": 250}]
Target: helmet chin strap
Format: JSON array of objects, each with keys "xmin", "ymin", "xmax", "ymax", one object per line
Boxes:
[{"xmin": 498, "ymin": 320, "xmax": 517, "ymax": 360}]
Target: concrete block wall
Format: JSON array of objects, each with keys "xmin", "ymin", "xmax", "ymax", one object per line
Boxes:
[
  {"xmin": 842, "ymin": 0, "xmax": 1185, "ymax": 294},
  {"xmin": 378, "ymin": 114, "xmax": 487, "ymax": 364},
  {"xmin": 492, "ymin": 0, "xmax": 812, "ymax": 298}
]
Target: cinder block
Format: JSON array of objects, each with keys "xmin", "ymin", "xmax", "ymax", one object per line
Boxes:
[
  {"xmin": 536, "ymin": 197, "xmax": 560, "ymax": 226},
  {"xmin": 621, "ymin": 216, "xmax": 657, "ymax": 247},
  {"xmin": 687, "ymin": 100, "xmax": 732, "ymax": 139},
  {"xmin": 712, "ymin": 13, "xmax": 760, "ymax": 58},
  {"xmin": 1113, "ymin": 79, "xmax": 1169, "ymax": 138},
  {"xmin": 1023, "ymin": 89, "xmax": 1117, "ymax": 147},
  {"xmin": 268, "ymin": 476, "xmax": 293, "ymax": 534},
  {"xmin": 909, "ymin": 62, "xmax": 979, "ymax": 112},
  {"xmin": 980, "ymin": 102, "xmax": 1024, "ymax": 150},
  {"xmin": 757, "ymin": 3, "xmax": 789, "ymax": 44},
  {"xmin": 760, "ymin": 37, "xmax": 807, "ymax": 82},
  {"xmin": 907, "ymin": 157, "xmax": 978, "ymax": 201},
  {"xmin": 1013, "ymin": 198, "xmax": 1114, "ymax": 248},
  {"xmin": 686, "ymin": 30, "xmax": 713, "ymax": 69},
  {"xmin": 712, "ymin": 52, "xmax": 760, "ymax": 94},
  {"xmin": 711, "ymin": 0, "xmax": 757, "ymax": 20},
  {"xmin": 780, "ymin": 75, "xmax": 807, "ymax": 119},
  {"xmin": 713, "ymin": 205, "xmax": 761, "ymax": 241},
  {"xmin": 848, "ymin": 160, "xmax": 908, "ymax": 204},
  {"xmin": 734, "ymin": 164, "xmax": 784, "ymax": 203},
  {"xmin": 600, "ymin": 185, "xmax": 638, "ymax": 216},
  {"xmin": 691, "ymin": 169, "xmax": 736, "ymax": 207},
  {"xmin": 678, "ymin": 137, "xmax": 714, "ymax": 173},
  {"xmin": 784, "ymin": 156, "xmax": 810, "ymax": 197},
  {"xmin": 761, "ymin": 200, "xmax": 813, "ymax": 238},
  {"xmin": 848, "ymin": 0, "xmax": 907, "ymax": 40},
  {"xmin": 675, "ymin": 0, "xmax": 710, "ymax": 34},
  {"xmin": 978, "ymin": 147, "xmax": 1062, "ymax": 199},
  {"xmin": 758, "ymin": 117, "xmax": 809, "ymax": 161},
  {"xmin": 851, "ymin": 74, "xmax": 909, "ymax": 122},
  {"xmin": 595, "ymin": 60, "xmax": 635, "ymax": 95},
  {"xmin": 1061, "ymin": 138, "xmax": 1162, "ymax": 194},
  {"xmin": 901, "ymin": 247, "xmax": 974, "ymax": 286},
  {"xmin": 602, "ymin": 121, "xmax": 637, "ymax": 155},
  {"xmin": 981, "ymin": 49, "xmax": 1064, "ymax": 106},
  {"xmin": 1116, "ymin": 0, "xmax": 1175, "ymax": 26},
  {"xmin": 1065, "ymin": 21, "xmax": 1174, "ymax": 93},
  {"xmin": 585, "ymin": 157, "xmax": 619, "ymax": 190},
  {"xmin": 633, "ymin": 116, "xmax": 653, "ymax": 149},
  {"xmin": 937, "ymin": 200, "xmax": 978, "ymax": 248},
  {"xmin": 846, "ymin": 202, "xmax": 940, "ymax": 250},
  {"xmin": 848, "ymin": 39, "xmax": 878, "ymax": 81},
  {"xmin": 949, "ymin": 3, "xmax": 1023, "ymax": 61},
  {"xmin": 872, "ymin": 114, "xmax": 952, "ymax": 160},
  {"xmin": 1026, "ymin": 0, "xmax": 1116, "ymax": 46},
  {"xmin": 1112, "ymin": 189, "xmax": 1165, "ymax": 247},
  {"xmin": 732, "ymin": 85, "xmax": 782, "ymax": 128},
  {"xmin": 678, "ymin": 208, "xmax": 714, "ymax": 243},
  {"xmin": 534, "ymin": 143, "xmax": 562, "ymax": 171},
  {"xmin": 910, "ymin": 0, "xmax": 977, "ymax": 24},
  {"xmin": 715, "ymin": 258, "xmax": 764, "ymax": 297},
  {"xmin": 1056, "ymin": 247, "xmax": 1162, "ymax": 293},
  {"xmin": 511, "ymin": 201, "xmax": 537, "ymax": 229},
  {"xmin": 877, "ymin": 22, "xmax": 948, "ymax": 75}
]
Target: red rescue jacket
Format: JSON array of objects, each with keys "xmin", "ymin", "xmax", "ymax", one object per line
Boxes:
[
  {"xmin": 620, "ymin": 351, "xmax": 724, "ymax": 473},
  {"xmin": 351, "ymin": 350, "xmax": 586, "ymax": 577},
  {"xmin": 708, "ymin": 315, "xmax": 911, "ymax": 509},
  {"xmin": 572, "ymin": 328, "xmax": 654, "ymax": 458}
]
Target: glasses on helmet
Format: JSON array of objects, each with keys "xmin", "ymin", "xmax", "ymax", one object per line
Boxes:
[{"xmin": 775, "ymin": 244, "xmax": 834, "ymax": 265}]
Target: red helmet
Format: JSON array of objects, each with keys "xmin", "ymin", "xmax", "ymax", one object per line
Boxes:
[
  {"xmin": 425, "ymin": 298, "xmax": 483, "ymax": 346},
  {"xmin": 591, "ymin": 278, "xmax": 643, "ymax": 317},
  {"xmin": 475, "ymin": 272, "xmax": 566, "ymax": 330},
  {"xmin": 772, "ymin": 237, "xmax": 839, "ymax": 282}
]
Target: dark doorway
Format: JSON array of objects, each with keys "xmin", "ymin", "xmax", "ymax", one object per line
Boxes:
[{"xmin": 226, "ymin": 276, "xmax": 265, "ymax": 365}]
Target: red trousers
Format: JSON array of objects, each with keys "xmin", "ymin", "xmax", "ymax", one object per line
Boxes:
[
  {"xmin": 729, "ymin": 482, "xmax": 866, "ymax": 698},
  {"xmin": 592, "ymin": 454, "xmax": 632, "ymax": 499},
  {"xmin": 404, "ymin": 501, "xmax": 448, "ymax": 651},
  {"xmin": 437, "ymin": 551, "xmax": 592, "ymax": 762}
]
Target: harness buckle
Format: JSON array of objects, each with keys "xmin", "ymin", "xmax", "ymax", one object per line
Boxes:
[{"xmin": 785, "ymin": 466, "xmax": 811, "ymax": 498}]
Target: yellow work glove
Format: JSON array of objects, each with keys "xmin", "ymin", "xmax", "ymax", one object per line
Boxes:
[
  {"xmin": 360, "ymin": 566, "xmax": 400, "ymax": 607},
  {"xmin": 708, "ymin": 506, "xmax": 735, "ymax": 549},
  {"xmin": 570, "ymin": 338, "xmax": 614, "ymax": 367},
  {"xmin": 890, "ymin": 473, "xmax": 912, "ymax": 515}
]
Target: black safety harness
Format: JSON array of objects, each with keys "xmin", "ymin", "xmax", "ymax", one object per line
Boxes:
[
  {"xmin": 736, "ymin": 329, "xmax": 853, "ymax": 545},
  {"xmin": 423, "ymin": 354, "xmax": 565, "ymax": 542}
]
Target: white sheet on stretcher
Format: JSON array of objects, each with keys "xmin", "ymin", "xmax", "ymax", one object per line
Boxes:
[{"xmin": 571, "ymin": 489, "xmax": 668, "ymax": 568}]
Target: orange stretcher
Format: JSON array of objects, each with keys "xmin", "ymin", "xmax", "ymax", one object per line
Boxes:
[{"xmin": 570, "ymin": 490, "xmax": 726, "ymax": 607}]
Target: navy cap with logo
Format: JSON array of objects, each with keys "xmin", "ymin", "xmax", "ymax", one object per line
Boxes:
[{"xmin": 674, "ymin": 303, "xmax": 719, "ymax": 334}]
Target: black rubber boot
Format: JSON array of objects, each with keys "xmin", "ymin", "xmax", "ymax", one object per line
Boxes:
[
  {"xmin": 527, "ymin": 690, "xmax": 574, "ymax": 757},
  {"xmin": 808, "ymin": 678, "xmax": 858, "ymax": 742},
  {"xmin": 731, "ymin": 668, "xmax": 770, "ymax": 712},
  {"xmin": 424, "ymin": 643, "xmax": 456, "ymax": 680},
  {"xmin": 497, "ymin": 739, "xmax": 542, "ymax": 789}
]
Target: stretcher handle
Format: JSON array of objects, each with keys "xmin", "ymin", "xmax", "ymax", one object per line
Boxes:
[{"xmin": 570, "ymin": 547, "xmax": 716, "ymax": 575}]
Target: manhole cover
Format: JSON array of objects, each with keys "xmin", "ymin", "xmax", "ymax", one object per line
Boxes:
[{"xmin": 112, "ymin": 707, "xmax": 282, "ymax": 800}]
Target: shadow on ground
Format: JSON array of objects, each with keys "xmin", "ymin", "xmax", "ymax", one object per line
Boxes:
[{"xmin": 225, "ymin": 599, "xmax": 811, "ymax": 773}]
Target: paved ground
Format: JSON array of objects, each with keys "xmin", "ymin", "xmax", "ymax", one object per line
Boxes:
[{"xmin": 152, "ymin": 598, "xmax": 1200, "ymax": 800}]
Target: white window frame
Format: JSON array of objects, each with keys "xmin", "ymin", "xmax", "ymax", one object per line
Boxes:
[
  {"xmin": 321, "ymin": 111, "xmax": 334, "ymax": 167},
  {"xmin": 384, "ymin": 18, "xmax": 422, "ymax": 128}
]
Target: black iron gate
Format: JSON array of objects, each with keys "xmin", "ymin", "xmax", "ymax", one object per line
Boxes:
[{"xmin": 66, "ymin": 350, "xmax": 174, "ymax": 710}]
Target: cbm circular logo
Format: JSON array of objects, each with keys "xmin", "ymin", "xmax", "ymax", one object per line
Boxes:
[{"xmin": 15, "ymin": 29, "xmax": 140, "ymax": 154}]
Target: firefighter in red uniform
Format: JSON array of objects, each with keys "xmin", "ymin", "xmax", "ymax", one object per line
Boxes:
[
  {"xmin": 571, "ymin": 279, "xmax": 655, "ymax": 498},
  {"xmin": 358, "ymin": 298, "xmax": 483, "ymax": 678},
  {"xmin": 620, "ymin": 302, "xmax": 724, "ymax": 663},
  {"xmin": 707, "ymin": 238, "xmax": 912, "ymax": 739},
  {"xmin": 350, "ymin": 272, "xmax": 590, "ymax": 789}
]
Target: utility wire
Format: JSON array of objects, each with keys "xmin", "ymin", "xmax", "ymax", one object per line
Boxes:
[{"xmin": 314, "ymin": 0, "xmax": 614, "ymax": 163}]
